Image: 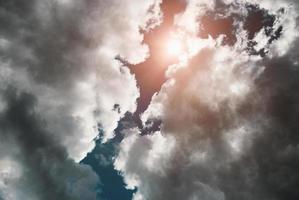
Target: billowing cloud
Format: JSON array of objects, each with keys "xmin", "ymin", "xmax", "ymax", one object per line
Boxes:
[
  {"xmin": 0, "ymin": 0, "xmax": 161, "ymax": 199},
  {"xmin": 115, "ymin": 0, "xmax": 299, "ymax": 200}
]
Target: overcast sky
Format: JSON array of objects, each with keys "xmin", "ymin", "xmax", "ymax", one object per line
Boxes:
[{"xmin": 1, "ymin": 0, "xmax": 299, "ymax": 200}]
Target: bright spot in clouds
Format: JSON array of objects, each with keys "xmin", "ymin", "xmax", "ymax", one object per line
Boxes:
[{"xmin": 166, "ymin": 36, "xmax": 184, "ymax": 57}]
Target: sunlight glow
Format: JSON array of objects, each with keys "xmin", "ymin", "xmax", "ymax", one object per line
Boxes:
[{"xmin": 166, "ymin": 37, "xmax": 183, "ymax": 57}]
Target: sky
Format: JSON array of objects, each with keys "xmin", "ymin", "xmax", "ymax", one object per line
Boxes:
[{"xmin": 1, "ymin": 0, "xmax": 299, "ymax": 200}]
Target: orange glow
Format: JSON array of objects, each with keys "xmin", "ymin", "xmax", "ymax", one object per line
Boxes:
[{"xmin": 130, "ymin": 0, "xmax": 186, "ymax": 116}]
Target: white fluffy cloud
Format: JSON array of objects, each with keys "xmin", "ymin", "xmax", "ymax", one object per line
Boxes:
[{"xmin": 115, "ymin": 0, "xmax": 299, "ymax": 199}]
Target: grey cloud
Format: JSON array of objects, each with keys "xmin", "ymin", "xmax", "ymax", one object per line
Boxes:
[{"xmin": 0, "ymin": 0, "xmax": 161, "ymax": 199}]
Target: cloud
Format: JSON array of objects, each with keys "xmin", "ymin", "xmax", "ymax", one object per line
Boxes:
[
  {"xmin": 0, "ymin": 0, "xmax": 161, "ymax": 199},
  {"xmin": 115, "ymin": 0, "xmax": 299, "ymax": 199},
  {"xmin": 0, "ymin": 89, "xmax": 98, "ymax": 200}
]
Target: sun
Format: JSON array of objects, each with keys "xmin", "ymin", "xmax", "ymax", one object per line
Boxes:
[{"xmin": 166, "ymin": 37, "xmax": 183, "ymax": 57}]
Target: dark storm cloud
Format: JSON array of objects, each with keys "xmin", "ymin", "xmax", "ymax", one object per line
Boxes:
[
  {"xmin": 0, "ymin": 2, "xmax": 99, "ymax": 198},
  {"xmin": 247, "ymin": 51, "xmax": 299, "ymax": 199},
  {"xmin": 0, "ymin": 88, "xmax": 98, "ymax": 200}
]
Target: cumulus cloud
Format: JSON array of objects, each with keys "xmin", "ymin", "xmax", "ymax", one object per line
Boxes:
[
  {"xmin": 0, "ymin": 0, "xmax": 161, "ymax": 199},
  {"xmin": 115, "ymin": 0, "xmax": 299, "ymax": 199}
]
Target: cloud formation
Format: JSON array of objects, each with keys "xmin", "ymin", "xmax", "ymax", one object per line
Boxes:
[
  {"xmin": 115, "ymin": 0, "xmax": 299, "ymax": 199},
  {"xmin": 0, "ymin": 0, "xmax": 161, "ymax": 199}
]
